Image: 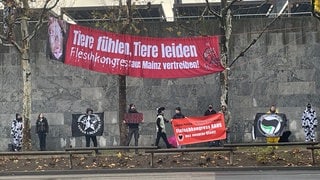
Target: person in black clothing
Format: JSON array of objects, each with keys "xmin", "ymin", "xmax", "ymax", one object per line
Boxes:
[
  {"xmin": 125, "ymin": 104, "xmax": 141, "ymax": 153},
  {"xmin": 84, "ymin": 108, "xmax": 98, "ymax": 153},
  {"xmin": 204, "ymin": 104, "xmax": 220, "ymax": 147},
  {"xmin": 172, "ymin": 107, "xmax": 185, "ymax": 148},
  {"xmin": 204, "ymin": 104, "xmax": 216, "ymax": 116},
  {"xmin": 172, "ymin": 107, "xmax": 185, "ymax": 119},
  {"xmin": 155, "ymin": 107, "xmax": 172, "ymax": 148},
  {"xmin": 36, "ymin": 113, "xmax": 49, "ymax": 151}
]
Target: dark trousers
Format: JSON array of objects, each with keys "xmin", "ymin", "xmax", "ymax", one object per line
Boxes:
[
  {"xmin": 155, "ymin": 131, "xmax": 171, "ymax": 148},
  {"xmin": 85, "ymin": 135, "xmax": 98, "ymax": 153},
  {"xmin": 126, "ymin": 128, "xmax": 139, "ymax": 146},
  {"xmin": 38, "ymin": 133, "xmax": 47, "ymax": 151}
]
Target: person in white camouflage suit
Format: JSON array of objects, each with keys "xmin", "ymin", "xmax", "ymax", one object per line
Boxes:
[
  {"xmin": 301, "ymin": 103, "xmax": 318, "ymax": 142},
  {"xmin": 11, "ymin": 113, "xmax": 23, "ymax": 151}
]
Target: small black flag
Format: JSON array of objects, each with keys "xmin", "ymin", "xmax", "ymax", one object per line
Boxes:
[
  {"xmin": 72, "ymin": 112, "xmax": 104, "ymax": 137},
  {"xmin": 253, "ymin": 113, "xmax": 287, "ymax": 138}
]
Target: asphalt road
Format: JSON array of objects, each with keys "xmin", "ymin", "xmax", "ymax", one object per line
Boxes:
[{"xmin": 1, "ymin": 169, "xmax": 320, "ymax": 180}]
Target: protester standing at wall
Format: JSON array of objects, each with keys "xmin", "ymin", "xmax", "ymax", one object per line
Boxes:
[
  {"xmin": 204, "ymin": 104, "xmax": 220, "ymax": 146},
  {"xmin": 84, "ymin": 108, "xmax": 98, "ymax": 153},
  {"xmin": 267, "ymin": 105, "xmax": 279, "ymax": 114},
  {"xmin": 204, "ymin": 104, "xmax": 216, "ymax": 116},
  {"xmin": 36, "ymin": 113, "xmax": 49, "ymax": 151},
  {"xmin": 11, "ymin": 113, "xmax": 23, "ymax": 151},
  {"xmin": 171, "ymin": 107, "xmax": 185, "ymax": 148},
  {"xmin": 219, "ymin": 105, "xmax": 231, "ymax": 143},
  {"xmin": 301, "ymin": 103, "xmax": 318, "ymax": 142},
  {"xmin": 125, "ymin": 104, "xmax": 141, "ymax": 153},
  {"xmin": 155, "ymin": 107, "xmax": 172, "ymax": 148},
  {"xmin": 266, "ymin": 105, "xmax": 280, "ymax": 143},
  {"xmin": 172, "ymin": 107, "xmax": 185, "ymax": 119}
]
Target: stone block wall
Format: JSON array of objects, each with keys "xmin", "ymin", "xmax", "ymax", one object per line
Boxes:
[
  {"xmin": 229, "ymin": 17, "xmax": 320, "ymax": 142},
  {"xmin": 0, "ymin": 17, "xmax": 319, "ymax": 150}
]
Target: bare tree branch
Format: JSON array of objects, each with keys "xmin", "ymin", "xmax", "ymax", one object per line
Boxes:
[
  {"xmin": 200, "ymin": 6, "xmax": 208, "ymax": 18},
  {"xmin": 176, "ymin": 5, "xmax": 211, "ymax": 36},
  {"xmin": 205, "ymin": 0, "xmax": 222, "ymax": 18},
  {"xmin": 0, "ymin": 34, "xmax": 23, "ymax": 53},
  {"xmin": 232, "ymin": 0, "xmax": 267, "ymax": 14},
  {"xmin": 225, "ymin": 0, "xmax": 241, "ymax": 11},
  {"xmin": 26, "ymin": 0, "xmax": 60, "ymax": 41},
  {"xmin": 126, "ymin": 0, "xmax": 132, "ymax": 23},
  {"xmin": 229, "ymin": 14, "xmax": 282, "ymax": 68},
  {"xmin": 117, "ymin": 0, "xmax": 123, "ymax": 21},
  {"xmin": 120, "ymin": 0, "xmax": 132, "ymax": 33},
  {"xmin": 177, "ymin": 22, "xmax": 204, "ymax": 36}
]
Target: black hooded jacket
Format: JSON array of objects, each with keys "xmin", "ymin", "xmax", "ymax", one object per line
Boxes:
[
  {"xmin": 204, "ymin": 109, "xmax": 216, "ymax": 116},
  {"xmin": 36, "ymin": 118, "xmax": 49, "ymax": 134},
  {"xmin": 172, "ymin": 112, "xmax": 185, "ymax": 119}
]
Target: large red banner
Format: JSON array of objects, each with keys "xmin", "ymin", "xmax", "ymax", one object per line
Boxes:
[
  {"xmin": 64, "ymin": 24, "xmax": 225, "ymax": 78},
  {"xmin": 171, "ymin": 113, "xmax": 226, "ymax": 146}
]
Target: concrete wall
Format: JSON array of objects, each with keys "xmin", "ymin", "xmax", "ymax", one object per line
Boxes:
[
  {"xmin": 0, "ymin": 16, "xmax": 319, "ymax": 150},
  {"xmin": 229, "ymin": 17, "xmax": 320, "ymax": 142}
]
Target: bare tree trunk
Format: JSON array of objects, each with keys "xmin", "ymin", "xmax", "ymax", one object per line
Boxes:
[
  {"xmin": 117, "ymin": 0, "xmax": 132, "ymax": 146},
  {"xmin": 118, "ymin": 75, "xmax": 127, "ymax": 145},
  {"xmin": 219, "ymin": 0, "xmax": 232, "ymax": 107},
  {"xmin": 1, "ymin": 0, "xmax": 59, "ymax": 151},
  {"xmin": 20, "ymin": 14, "xmax": 32, "ymax": 151}
]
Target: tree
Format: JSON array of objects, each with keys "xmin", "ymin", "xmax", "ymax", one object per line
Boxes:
[
  {"xmin": 115, "ymin": 0, "xmax": 151, "ymax": 145},
  {"xmin": 218, "ymin": 0, "xmax": 233, "ymax": 107},
  {"xmin": 92, "ymin": 0, "xmax": 147, "ymax": 145},
  {"xmin": 118, "ymin": 0, "xmax": 131, "ymax": 146},
  {"xmin": 204, "ymin": 0, "xmax": 284, "ymax": 108},
  {"xmin": 0, "ymin": 0, "xmax": 59, "ymax": 150},
  {"xmin": 203, "ymin": 0, "xmax": 238, "ymax": 106}
]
